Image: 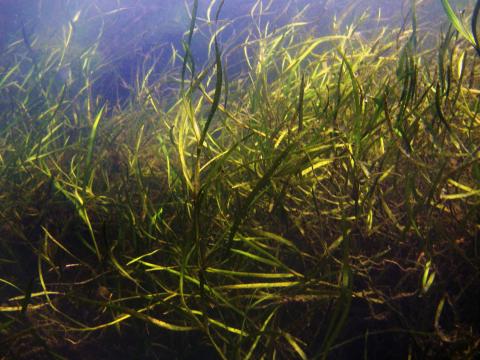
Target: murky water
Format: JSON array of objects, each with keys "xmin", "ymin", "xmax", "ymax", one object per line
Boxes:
[
  {"xmin": 1, "ymin": 1, "xmax": 480, "ymax": 359},
  {"xmin": 1, "ymin": 0, "xmax": 448, "ymax": 90}
]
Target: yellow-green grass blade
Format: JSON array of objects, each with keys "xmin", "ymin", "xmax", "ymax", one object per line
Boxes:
[{"xmin": 441, "ymin": 0, "xmax": 476, "ymax": 46}]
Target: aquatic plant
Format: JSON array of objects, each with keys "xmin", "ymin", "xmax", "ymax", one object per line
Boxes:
[
  {"xmin": 0, "ymin": 0, "xmax": 479, "ymax": 359},
  {"xmin": 441, "ymin": 0, "xmax": 480, "ymax": 54}
]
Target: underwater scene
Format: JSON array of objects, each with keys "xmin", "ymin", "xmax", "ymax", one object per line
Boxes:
[{"xmin": 0, "ymin": 0, "xmax": 479, "ymax": 358}]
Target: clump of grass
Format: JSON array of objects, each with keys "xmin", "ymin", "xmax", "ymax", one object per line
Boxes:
[{"xmin": 1, "ymin": 0, "xmax": 479, "ymax": 359}]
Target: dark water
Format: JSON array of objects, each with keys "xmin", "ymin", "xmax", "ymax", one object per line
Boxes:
[{"xmin": 0, "ymin": 0, "xmax": 450, "ymax": 105}]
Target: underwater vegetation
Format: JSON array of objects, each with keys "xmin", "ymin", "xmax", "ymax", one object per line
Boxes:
[{"xmin": 0, "ymin": 0, "xmax": 479, "ymax": 358}]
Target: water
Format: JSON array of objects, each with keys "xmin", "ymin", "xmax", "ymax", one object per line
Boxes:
[
  {"xmin": 0, "ymin": 0, "xmax": 448, "ymax": 106},
  {"xmin": 1, "ymin": 1, "xmax": 480, "ymax": 359}
]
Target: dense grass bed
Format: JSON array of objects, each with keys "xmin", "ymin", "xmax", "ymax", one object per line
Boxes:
[{"xmin": 1, "ymin": 0, "xmax": 479, "ymax": 359}]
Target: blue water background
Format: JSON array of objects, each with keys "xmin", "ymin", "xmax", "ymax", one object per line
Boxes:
[{"xmin": 0, "ymin": 0, "xmax": 456, "ymax": 104}]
